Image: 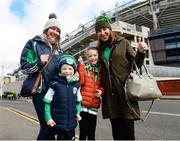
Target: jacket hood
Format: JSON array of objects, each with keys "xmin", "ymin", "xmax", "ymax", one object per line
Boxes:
[{"xmin": 32, "ymin": 34, "xmax": 60, "ymax": 48}]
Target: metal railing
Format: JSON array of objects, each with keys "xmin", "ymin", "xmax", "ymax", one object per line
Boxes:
[{"xmin": 60, "ymin": 0, "xmax": 148, "ymax": 47}]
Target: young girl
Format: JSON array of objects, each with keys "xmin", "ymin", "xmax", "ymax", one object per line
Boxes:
[
  {"xmin": 77, "ymin": 47, "xmax": 104, "ymax": 140},
  {"xmin": 43, "ymin": 54, "xmax": 82, "ymax": 140}
]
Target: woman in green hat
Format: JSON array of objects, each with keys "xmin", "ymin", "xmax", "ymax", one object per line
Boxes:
[{"xmin": 95, "ymin": 15, "xmax": 147, "ymax": 140}]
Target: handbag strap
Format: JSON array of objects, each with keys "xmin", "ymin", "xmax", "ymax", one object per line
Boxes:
[
  {"xmin": 125, "ymin": 61, "xmax": 154, "ymax": 122},
  {"xmin": 125, "ymin": 91, "xmax": 154, "ymax": 122},
  {"xmin": 40, "ymin": 49, "xmax": 55, "ymax": 72},
  {"xmin": 132, "ymin": 61, "xmax": 152, "ymax": 77},
  {"xmin": 33, "ymin": 41, "xmax": 55, "ymax": 73}
]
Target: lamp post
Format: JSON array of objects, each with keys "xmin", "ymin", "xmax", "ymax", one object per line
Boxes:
[{"xmin": 0, "ymin": 65, "xmax": 4, "ymax": 100}]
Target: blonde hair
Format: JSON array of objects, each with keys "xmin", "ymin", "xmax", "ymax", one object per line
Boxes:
[{"xmin": 84, "ymin": 47, "xmax": 100, "ymax": 59}]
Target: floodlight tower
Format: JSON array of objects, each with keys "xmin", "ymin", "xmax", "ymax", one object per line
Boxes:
[{"xmin": 149, "ymin": 0, "xmax": 159, "ymax": 30}]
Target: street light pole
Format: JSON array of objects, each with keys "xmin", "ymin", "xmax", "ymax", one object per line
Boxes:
[{"xmin": 0, "ymin": 65, "xmax": 4, "ymax": 100}]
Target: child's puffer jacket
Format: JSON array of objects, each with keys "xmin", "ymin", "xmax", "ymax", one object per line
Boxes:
[
  {"xmin": 78, "ymin": 63, "xmax": 104, "ymax": 109},
  {"xmin": 50, "ymin": 75, "xmax": 80, "ymax": 131}
]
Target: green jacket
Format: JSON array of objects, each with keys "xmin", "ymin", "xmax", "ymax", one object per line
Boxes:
[{"xmin": 99, "ymin": 35, "xmax": 145, "ymax": 120}]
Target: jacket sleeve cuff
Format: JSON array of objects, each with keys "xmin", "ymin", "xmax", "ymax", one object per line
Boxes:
[
  {"xmin": 45, "ymin": 102, "xmax": 52, "ymax": 122},
  {"xmin": 37, "ymin": 59, "xmax": 44, "ymax": 69},
  {"xmin": 135, "ymin": 51, "xmax": 145, "ymax": 68},
  {"xmin": 77, "ymin": 63, "xmax": 85, "ymax": 70}
]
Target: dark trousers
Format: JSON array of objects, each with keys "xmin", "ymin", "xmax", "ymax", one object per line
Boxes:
[
  {"xmin": 33, "ymin": 93, "xmax": 53, "ymax": 140},
  {"xmin": 79, "ymin": 111, "xmax": 97, "ymax": 140},
  {"xmin": 51, "ymin": 127, "xmax": 75, "ymax": 140},
  {"xmin": 110, "ymin": 118, "xmax": 135, "ymax": 140}
]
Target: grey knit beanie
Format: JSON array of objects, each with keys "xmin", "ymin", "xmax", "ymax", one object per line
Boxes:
[{"xmin": 43, "ymin": 13, "xmax": 61, "ymax": 33}]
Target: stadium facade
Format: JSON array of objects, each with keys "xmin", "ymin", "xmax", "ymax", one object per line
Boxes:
[
  {"xmin": 61, "ymin": 0, "xmax": 180, "ymax": 67},
  {"xmin": 111, "ymin": 0, "xmax": 180, "ymax": 67}
]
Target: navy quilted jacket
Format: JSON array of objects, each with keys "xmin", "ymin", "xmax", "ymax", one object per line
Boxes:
[{"xmin": 50, "ymin": 74, "xmax": 80, "ymax": 131}]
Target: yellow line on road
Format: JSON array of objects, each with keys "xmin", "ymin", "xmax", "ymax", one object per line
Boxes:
[
  {"xmin": 7, "ymin": 107, "xmax": 39, "ymax": 124},
  {"xmin": 1, "ymin": 106, "xmax": 79, "ymax": 139}
]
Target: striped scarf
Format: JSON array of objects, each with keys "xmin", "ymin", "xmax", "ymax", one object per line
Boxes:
[{"xmin": 85, "ymin": 64, "xmax": 99, "ymax": 82}]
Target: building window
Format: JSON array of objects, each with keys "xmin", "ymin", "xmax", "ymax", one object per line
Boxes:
[
  {"xmin": 145, "ymin": 60, "xmax": 150, "ymax": 65},
  {"xmin": 177, "ymin": 42, "xmax": 180, "ymax": 48},
  {"xmin": 136, "ymin": 25, "xmax": 142, "ymax": 32},
  {"xmin": 165, "ymin": 38, "xmax": 180, "ymax": 57},
  {"xmin": 166, "ymin": 48, "xmax": 180, "ymax": 57},
  {"xmin": 145, "ymin": 50, "xmax": 149, "ymax": 58},
  {"xmin": 166, "ymin": 42, "xmax": 176, "ymax": 49}
]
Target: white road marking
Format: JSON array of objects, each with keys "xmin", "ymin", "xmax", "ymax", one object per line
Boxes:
[{"xmin": 142, "ymin": 111, "xmax": 180, "ymax": 117}]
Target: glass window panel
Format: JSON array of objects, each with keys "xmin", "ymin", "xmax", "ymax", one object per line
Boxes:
[
  {"xmin": 166, "ymin": 48, "xmax": 180, "ymax": 57},
  {"xmin": 177, "ymin": 42, "xmax": 180, "ymax": 48},
  {"xmin": 165, "ymin": 42, "xmax": 176, "ymax": 49}
]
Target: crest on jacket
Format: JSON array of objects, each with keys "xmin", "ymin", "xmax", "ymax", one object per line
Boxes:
[{"xmin": 73, "ymin": 87, "xmax": 78, "ymax": 94}]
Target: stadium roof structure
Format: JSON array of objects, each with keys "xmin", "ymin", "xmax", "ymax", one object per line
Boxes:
[
  {"xmin": 59, "ymin": 0, "xmax": 180, "ymax": 62},
  {"xmin": 61, "ymin": 0, "xmax": 180, "ymax": 48},
  {"xmin": 112, "ymin": 0, "xmax": 180, "ymax": 30}
]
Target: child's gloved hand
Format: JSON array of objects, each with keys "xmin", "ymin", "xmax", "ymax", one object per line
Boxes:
[
  {"xmin": 76, "ymin": 115, "xmax": 82, "ymax": 121},
  {"xmin": 47, "ymin": 119, "xmax": 56, "ymax": 127}
]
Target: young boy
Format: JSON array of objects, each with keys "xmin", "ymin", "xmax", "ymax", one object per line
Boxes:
[
  {"xmin": 77, "ymin": 47, "xmax": 104, "ymax": 140},
  {"xmin": 43, "ymin": 54, "xmax": 82, "ymax": 140}
]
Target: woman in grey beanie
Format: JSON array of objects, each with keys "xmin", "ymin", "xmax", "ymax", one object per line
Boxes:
[{"xmin": 20, "ymin": 13, "xmax": 63, "ymax": 140}]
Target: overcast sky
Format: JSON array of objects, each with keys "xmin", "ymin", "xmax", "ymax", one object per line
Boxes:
[{"xmin": 0, "ymin": 0, "xmax": 140, "ymax": 75}]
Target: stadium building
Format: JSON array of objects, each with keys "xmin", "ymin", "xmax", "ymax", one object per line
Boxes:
[
  {"xmin": 111, "ymin": 0, "xmax": 180, "ymax": 67},
  {"xmin": 61, "ymin": 0, "xmax": 180, "ymax": 67}
]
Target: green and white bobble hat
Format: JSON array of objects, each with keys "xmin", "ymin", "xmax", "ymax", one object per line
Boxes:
[
  {"xmin": 59, "ymin": 54, "xmax": 77, "ymax": 72},
  {"xmin": 95, "ymin": 15, "xmax": 112, "ymax": 32}
]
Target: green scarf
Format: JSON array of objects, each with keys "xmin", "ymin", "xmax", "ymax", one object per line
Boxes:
[
  {"xmin": 103, "ymin": 47, "xmax": 111, "ymax": 63},
  {"xmin": 85, "ymin": 64, "xmax": 99, "ymax": 82},
  {"xmin": 66, "ymin": 72, "xmax": 79, "ymax": 84},
  {"xmin": 102, "ymin": 42, "xmax": 111, "ymax": 61}
]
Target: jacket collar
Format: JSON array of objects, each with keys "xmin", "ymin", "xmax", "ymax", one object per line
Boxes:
[{"xmin": 115, "ymin": 35, "xmax": 124, "ymax": 43}]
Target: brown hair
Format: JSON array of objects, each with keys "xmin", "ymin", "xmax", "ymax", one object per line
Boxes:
[
  {"xmin": 43, "ymin": 29, "xmax": 61, "ymax": 48},
  {"xmin": 96, "ymin": 30, "xmax": 117, "ymax": 51}
]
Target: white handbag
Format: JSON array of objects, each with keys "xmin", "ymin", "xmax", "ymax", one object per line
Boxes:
[
  {"xmin": 124, "ymin": 61, "xmax": 162, "ymax": 121},
  {"xmin": 125, "ymin": 62, "xmax": 162, "ymax": 101}
]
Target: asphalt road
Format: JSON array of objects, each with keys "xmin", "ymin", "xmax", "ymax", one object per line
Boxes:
[{"xmin": 0, "ymin": 98, "xmax": 180, "ymax": 140}]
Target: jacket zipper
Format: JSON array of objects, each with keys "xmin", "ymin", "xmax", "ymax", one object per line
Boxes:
[
  {"xmin": 67, "ymin": 85, "xmax": 70, "ymax": 130},
  {"xmin": 106, "ymin": 44, "xmax": 116, "ymax": 95}
]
